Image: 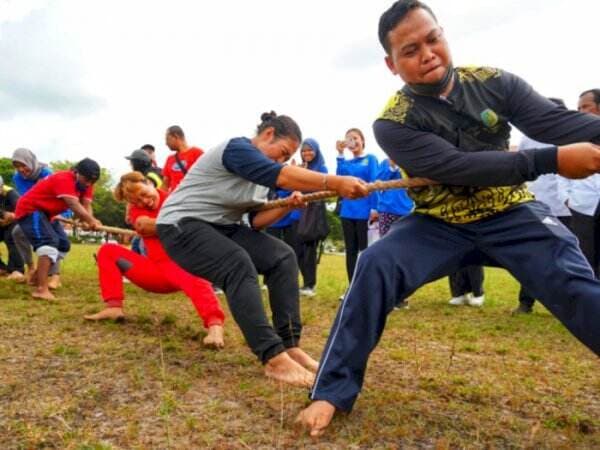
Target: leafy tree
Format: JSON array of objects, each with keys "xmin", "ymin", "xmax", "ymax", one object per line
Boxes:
[
  {"xmin": 325, "ymin": 200, "xmax": 343, "ymax": 244},
  {"xmin": 0, "ymin": 158, "xmax": 15, "ymax": 187}
]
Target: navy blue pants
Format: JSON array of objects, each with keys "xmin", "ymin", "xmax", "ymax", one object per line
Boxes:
[
  {"xmin": 311, "ymin": 202, "xmax": 600, "ymax": 411},
  {"xmin": 17, "ymin": 213, "xmax": 70, "ymax": 253}
]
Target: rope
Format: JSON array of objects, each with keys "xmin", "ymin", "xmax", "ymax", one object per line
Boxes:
[
  {"xmin": 256, "ymin": 177, "xmax": 436, "ymax": 211},
  {"xmin": 57, "ymin": 217, "xmax": 137, "ymax": 237}
]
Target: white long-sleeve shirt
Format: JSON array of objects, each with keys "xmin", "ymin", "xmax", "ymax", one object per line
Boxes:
[{"xmin": 518, "ymin": 136, "xmax": 571, "ymax": 217}]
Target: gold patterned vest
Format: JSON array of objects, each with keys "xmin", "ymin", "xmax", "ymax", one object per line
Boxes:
[{"xmin": 379, "ymin": 67, "xmax": 533, "ymax": 224}]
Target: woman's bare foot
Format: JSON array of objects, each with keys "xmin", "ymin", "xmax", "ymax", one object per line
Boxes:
[
  {"xmin": 264, "ymin": 352, "xmax": 315, "ymax": 388},
  {"xmin": 286, "ymin": 347, "xmax": 319, "ymax": 373},
  {"xmin": 84, "ymin": 307, "xmax": 125, "ymax": 321},
  {"xmin": 202, "ymin": 324, "xmax": 225, "ymax": 349},
  {"xmin": 48, "ymin": 274, "xmax": 62, "ymax": 290},
  {"xmin": 32, "ymin": 288, "xmax": 56, "ymax": 301},
  {"xmin": 295, "ymin": 401, "xmax": 336, "ymax": 438}
]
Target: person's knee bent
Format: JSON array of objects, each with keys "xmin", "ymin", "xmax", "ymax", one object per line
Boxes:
[
  {"xmin": 36, "ymin": 245, "xmax": 59, "ymax": 263},
  {"xmin": 97, "ymin": 243, "xmax": 127, "ymax": 265},
  {"xmin": 58, "ymin": 239, "xmax": 70, "ymax": 254},
  {"xmin": 221, "ymin": 248, "xmax": 258, "ymax": 289},
  {"xmin": 273, "ymin": 243, "xmax": 299, "ymax": 276}
]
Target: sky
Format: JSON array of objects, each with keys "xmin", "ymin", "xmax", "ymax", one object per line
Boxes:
[{"xmin": 1, "ymin": 0, "xmax": 599, "ymax": 180}]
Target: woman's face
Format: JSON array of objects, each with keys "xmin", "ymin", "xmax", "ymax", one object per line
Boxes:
[
  {"xmin": 127, "ymin": 183, "xmax": 160, "ymax": 210},
  {"xmin": 346, "ymin": 130, "xmax": 364, "ymax": 156},
  {"xmin": 13, "ymin": 161, "xmax": 32, "ymax": 178},
  {"xmin": 301, "ymin": 145, "xmax": 315, "ymax": 163},
  {"xmin": 254, "ymin": 127, "xmax": 299, "ymax": 164}
]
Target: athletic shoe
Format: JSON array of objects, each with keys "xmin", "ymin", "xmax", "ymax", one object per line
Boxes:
[
  {"xmin": 299, "ymin": 287, "xmax": 316, "ymax": 297},
  {"xmin": 512, "ymin": 303, "xmax": 533, "ymax": 314},
  {"xmin": 467, "ymin": 294, "xmax": 485, "ymax": 307},
  {"xmin": 394, "ymin": 300, "xmax": 409, "ymax": 310},
  {"xmin": 448, "ymin": 295, "xmax": 467, "ymax": 306}
]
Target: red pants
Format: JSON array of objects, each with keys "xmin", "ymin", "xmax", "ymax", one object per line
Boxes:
[{"xmin": 97, "ymin": 243, "xmax": 225, "ymax": 328}]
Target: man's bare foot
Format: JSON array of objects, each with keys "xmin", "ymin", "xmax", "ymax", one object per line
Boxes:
[
  {"xmin": 48, "ymin": 274, "xmax": 62, "ymax": 290},
  {"xmin": 32, "ymin": 289, "xmax": 56, "ymax": 301},
  {"xmin": 264, "ymin": 352, "xmax": 315, "ymax": 388},
  {"xmin": 295, "ymin": 401, "xmax": 336, "ymax": 438},
  {"xmin": 286, "ymin": 347, "xmax": 319, "ymax": 373},
  {"xmin": 202, "ymin": 324, "xmax": 225, "ymax": 349},
  {"xmin": 84, "ymin": 307, "xmax": 125, "ymax": 321}
]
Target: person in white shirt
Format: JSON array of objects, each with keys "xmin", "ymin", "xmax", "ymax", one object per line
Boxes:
[
  {"xmin": 565, "ymin": 90, "xmax": 600, "ymax": 278},
  {"xmin": 515, "ymin": 111, "xmax": 572, "ymax": 313}
]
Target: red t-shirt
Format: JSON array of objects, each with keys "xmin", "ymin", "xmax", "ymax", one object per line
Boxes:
[
  {"xmin": 15, "ymin": 171, "xmax": 94, "ymax": 219},
  {"xmin": 162, "ymin": 147, "xmax": 203, "ymax": 191},
  {"xmin": 128, "ymin": 189, "xmax": 170, "ymax": 262}
]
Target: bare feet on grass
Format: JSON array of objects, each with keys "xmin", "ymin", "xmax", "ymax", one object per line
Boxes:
[
  {"xmin": 286, "ymin": 347, "xmax": 319, "ymax": 373},
  {"xmin": 48, "ymin": 274, "xmax": 62, "ymax": 290},
  {"xmin": 202, "ymin": 324, "xmax": 225, "ymax": 349},
  {"xmin": 32, "ymin": 288, "xmax": 55, "ymax": 301},
  {"xmin": 84, "ymin": 307, "xmax": 125, "ymax": 321},
  {"xmin": 296, "ymin": 400, "xmax": 336, "ymax": 438},
  {"xmin": 264, "ymin": 351, "xmax": 315, "ymax": 388}
]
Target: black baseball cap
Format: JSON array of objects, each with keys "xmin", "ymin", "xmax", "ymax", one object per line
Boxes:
[
  {"xmin": 75, "ymin": 158, "xmax": 101, "ymax": 182},
  {"xmin": 125, "ymin": 149, "xmax": 151, "ymax": 163}
]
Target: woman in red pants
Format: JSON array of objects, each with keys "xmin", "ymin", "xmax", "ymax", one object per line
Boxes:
[{"xmin": 85, "ymin": 171, "xmax": 225, "ymax": 348}]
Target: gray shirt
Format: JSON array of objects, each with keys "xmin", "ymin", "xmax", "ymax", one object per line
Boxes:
[{"xmin": 157, "ymin": 137, "xmax": 283, "ymax": 226}]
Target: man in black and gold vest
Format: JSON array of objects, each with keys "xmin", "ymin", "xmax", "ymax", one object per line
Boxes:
[{"xmin": 298, "ymin": 0, "xmax": 600, "ymax": 437}]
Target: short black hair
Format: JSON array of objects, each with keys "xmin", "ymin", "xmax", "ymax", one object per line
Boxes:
[
  {"xmin": 378, "ymin": 0, "xmax": 437, "ymax": 54},
  {"xmin": 256, "ymin": 111, "xmax": 302, "ymax": 143},
  {"xmin": 579, "ymin": 89, "xmax": 600, "ymax": 105},
  {"xmin": 141, "ymin": 144, "xmax": 155, "ymax": 152},
  {"xmin": 166, "ymin": 125, "xmax": 185, "ymax": 139}
]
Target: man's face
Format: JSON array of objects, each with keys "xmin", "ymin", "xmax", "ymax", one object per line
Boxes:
[
  {"xmin": 76, "ymin": 173, "xmax": 95, "ymax": 189},
  {"xmin": 165, "ymin": 133, "xmax": 179, "ymax": 151},
  {"xmin": 384, "ymin": 8, "xmax": 451, "ymax": 85},
  {"xmin": 578, "ymin": 93, "xmax": 600, "ymax": 116}
]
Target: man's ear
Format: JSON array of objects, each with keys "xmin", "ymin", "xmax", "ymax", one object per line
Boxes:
[{"xmin": 384, "ymin": 55, "xmax": 397, "ymax": 75}]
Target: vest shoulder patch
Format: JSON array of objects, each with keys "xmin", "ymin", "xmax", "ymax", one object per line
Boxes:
[{"xmin": 379, "ymin": 91, "xmax": 414, "ymax": 124}]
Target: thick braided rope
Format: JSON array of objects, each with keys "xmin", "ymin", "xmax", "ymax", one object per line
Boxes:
[{"xmin": 256, "ymin": 177, "xmax": 435, "ymax": 211}]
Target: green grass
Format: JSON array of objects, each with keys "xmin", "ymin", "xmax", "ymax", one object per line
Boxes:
[{"xmin": 0, "ymin": 244, "xmax": 598, "ymax": 449}]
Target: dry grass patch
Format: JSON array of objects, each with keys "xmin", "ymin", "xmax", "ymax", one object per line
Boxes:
[{"xmin": 0, "ymin": 245, "xmax": 598, "ymax": 449}]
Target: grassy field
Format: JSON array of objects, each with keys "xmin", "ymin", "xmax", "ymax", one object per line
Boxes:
[{"xmin": 0, "ymin": 244, "xmax": 598, "ymax": 449}]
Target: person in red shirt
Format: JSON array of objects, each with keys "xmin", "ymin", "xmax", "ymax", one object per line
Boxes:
[
  {"xmin": 84, "ymin": 171, "xmax": 225, "ymax": 348},
  {"xmin": 15, "ymin": 158, "xmax": 102, "ymax": 300},
  {"xmin": 162, "ymin": 125, "xmax": 203, "ymax": 192}
]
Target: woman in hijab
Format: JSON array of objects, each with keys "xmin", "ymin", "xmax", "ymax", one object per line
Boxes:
[
  {"xmin": 11, "ymin": 148, "xmax": 62, "ymax": 287},
  {"xmin": 297, "ymin": 138, "xmax": 329, "ymax": 297}
]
